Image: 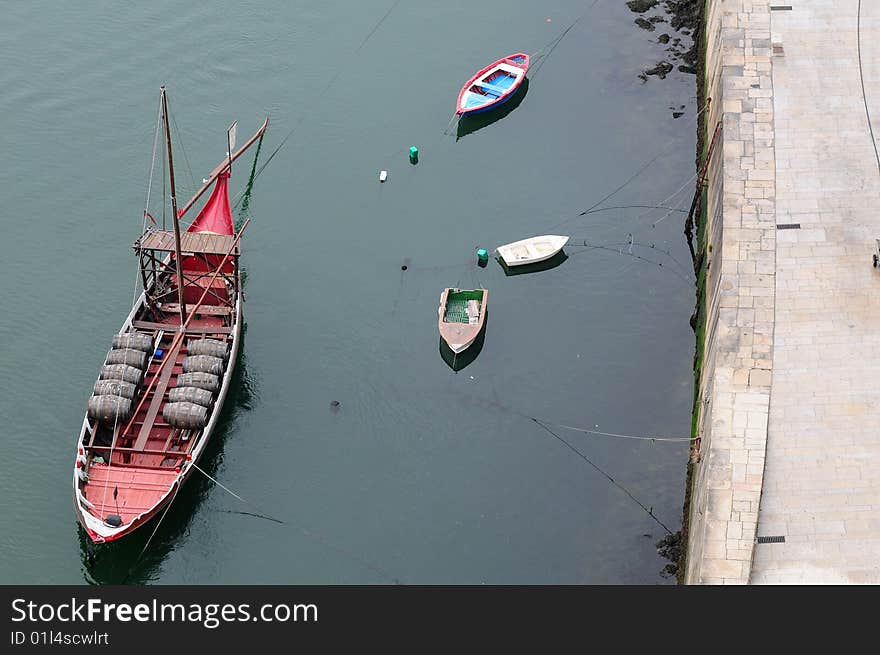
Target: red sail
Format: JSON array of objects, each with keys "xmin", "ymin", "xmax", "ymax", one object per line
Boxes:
[
  {"xmin": 182, "ymin": 171, "xmax": 235, "ymax": 275},
  {"xmin": 187, "ymin": 171, "xmax": 234, "ymax": 235}
]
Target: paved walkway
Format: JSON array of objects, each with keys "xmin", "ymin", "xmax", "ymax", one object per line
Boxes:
[{"xmin": 751, "ymin": 0, "xmax": 880, "ymax": 583}]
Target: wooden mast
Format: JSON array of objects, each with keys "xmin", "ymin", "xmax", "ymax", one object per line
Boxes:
[{"xmin": 160, "ymin": 86, "xmax": 188, "ymax": 325}]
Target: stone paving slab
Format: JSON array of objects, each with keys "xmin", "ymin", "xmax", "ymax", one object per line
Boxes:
[{"xmin": 750, "ymin": 0, "xmax": 880, "ymax": 584}]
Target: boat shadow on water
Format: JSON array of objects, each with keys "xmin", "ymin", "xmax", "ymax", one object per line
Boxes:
[
  {"xmin": 439, "ymin": 312, "xmax": 488, "ymax": 372},
  {"xmin": 78, "ymin": 323, "xmax": 259, "ymax": 585},
  {"xmin": 455, "ymin": 78, "xmax": 530, "ymax": 141},
  {"xmin": 497, "ymin": 250, "xmax": 568, "ymax": 276}
]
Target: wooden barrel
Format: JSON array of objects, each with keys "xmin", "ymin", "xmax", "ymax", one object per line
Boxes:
[
  {"xmin": 182, "ymin": 355, "xmax": 224, "ymax": 377},
  {"xmin": 93, "ymin": 379, "xmax": 136, "ymax": 399},
  {"xmin": 106, "ymin": 348, "xmax": 148, "ymax": 370},
  {"xmin": 176, "ymin": 372, "xmax": 220, "ymax": 393},
  {"xmin": 112, "ymin": 332, "xmax": 154, "ymax": 353},
  {"xmin": 163, "ymin": 402, "xmax": 208, "ymax": 429},
  {"xmin": 168, "ymin": 386, "xmax": 213, "ymax": 407},
  {"xmin": 187, "ymin": 338, "xmax": 228, "ymax": 360},
  {"xmin": 87, "ymin": 394, "xmax": 132, "ymax": 423},
  {"xmin": 100, "ymin": 364, "xmax": 143, "ymax": 386}
]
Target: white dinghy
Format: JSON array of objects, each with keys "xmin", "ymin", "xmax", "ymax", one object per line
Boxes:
[{"xmin": 496, "ymin": 235, "xmax": 569, "ymax": 267}]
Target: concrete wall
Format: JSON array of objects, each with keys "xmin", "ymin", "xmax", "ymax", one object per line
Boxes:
[{"xmin": 684, "ymin": 0, "xmax": 777, "ymax": 584}]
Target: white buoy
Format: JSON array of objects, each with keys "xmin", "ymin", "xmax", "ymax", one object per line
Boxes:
[{"xmin": 379, "ymin": 170, "xmax": 388, "ymax": 183}]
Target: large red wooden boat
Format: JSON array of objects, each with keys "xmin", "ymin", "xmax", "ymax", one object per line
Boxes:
[{"xmin": 73, "ymin": 87, "xmax": 268, "ymax": 543}]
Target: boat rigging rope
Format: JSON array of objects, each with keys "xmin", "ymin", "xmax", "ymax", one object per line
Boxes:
[
  {"xmin": 857, "ymin": 0, "xmax": 880, "ymax": 175},
  {"xmin": 231, "ymin": 130, "xmax": 266, "ymax": 218},
  {"xmin": 97, "ymin": 113, "xmax": 163, "ymax": 522},
  {"xmin": 531, "ymin": 418, "xmax": 674, "ymax": 534},
  {"xmin": 169, "ymin": 107, "xmax": 197, "ymax": 195},
  {"xmin": 161, "ymin": 125, "xmax": 167, "ymax": 230},
  {"xmin": 141, "ymin": 94, "xmax": 163, "ymax": 235}
]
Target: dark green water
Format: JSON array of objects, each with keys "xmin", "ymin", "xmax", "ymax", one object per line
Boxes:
[{"xmin": 0, "ymin": 1, "xmax": 697, "ymax": 583}]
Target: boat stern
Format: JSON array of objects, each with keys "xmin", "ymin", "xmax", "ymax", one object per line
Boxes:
[{"xmin": 73, "ymin": 455, "xmax": 183, "ymax": 543}]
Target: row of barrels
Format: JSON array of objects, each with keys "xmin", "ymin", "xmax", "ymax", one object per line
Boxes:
[
  {"xmin": 162, "ymin": 339, "xmax": 229, "ymax": 430},
  {"xmin": 86, "ymin": 333, "xmax": 155, "ymax": 423}
]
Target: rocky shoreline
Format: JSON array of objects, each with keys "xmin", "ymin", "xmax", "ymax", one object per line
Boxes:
[{"xmin": 627, "ymin": 0, "xmax": 703, "ymax": 82}]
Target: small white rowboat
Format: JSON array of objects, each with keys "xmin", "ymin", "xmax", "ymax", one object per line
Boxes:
[{"xmin": 496, "ymin": 235, "xmax": 569, "ymax": 267}]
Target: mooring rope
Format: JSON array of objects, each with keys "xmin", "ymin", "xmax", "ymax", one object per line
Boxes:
[
  {"xmin": 422, "ymin": 380, "xmax": 693, "ymax": 444},
  {"xmin": 531, "ymin": 418, "xmax": 674, "ymax": 534},
  {"xmin": 191, "ymin": 462, "xmax": 401, "ymax": 583},
  {"xmin": 394, "ymin": 232, "xmax": 693, "ymax": 284},
  {"xmin": 355, "ymin": 0, "xmax": 403, "ymax": 54},
  {"xmin": 581, "ymin": 204, "xmax": 687, "ymax": 216},
  {"xmin": 529, "ymin": 0, "xmax": 603, "ymax": 79},
  {"xmin": 564, "ymin": 238, "xmax": 695, "ymax": 283},
  {"xmin": 542, "ymin": 97, "xmax": 712, "ymax": 235},
  {"xmin": 549, "ymin": 421, "xmax": 691, "ymax": 443},
  {"xmin": 647, "ymin": 172, "xmax": 699, "ymax": 227},
  {"xmin": 121, "ymin": 481, "xmax": 182, "ymax": 583},
  {"xmin": 234, "ymin": 0, "xmax": 406, "ymax": 191},
  {"xmin": 190, "ymin": 460, "xmax": 285, "ymax": 530}
]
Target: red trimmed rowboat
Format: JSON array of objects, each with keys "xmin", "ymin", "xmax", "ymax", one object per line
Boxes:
[
  {"xmin": 73, "ymin": 87, "xmax": 268, "ymax": 543},
  {"xmin": 456, "ymin": 53, "xmax": 530, "ymax": 115}
]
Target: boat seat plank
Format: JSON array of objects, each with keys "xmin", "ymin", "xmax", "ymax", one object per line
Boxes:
[
  {"xmin": 160, "ymin": 303, "xmax": 232, "ymax": 316},
  {"xmin": 132, "ymin": 320, "xmax": 232, "ymax": 334},
  {"xmin": 132, "ymin": 339, "xmax": 183, "ymax": 452},
  {"xmin": 478, "ymin": 81, "xmax": 510, "ymax": 96}
]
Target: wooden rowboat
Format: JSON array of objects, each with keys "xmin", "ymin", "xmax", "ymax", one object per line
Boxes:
[
  {"xmin": 72, "ymin": 87, "xmax": 268, "ymax": 544},
  {"xmin": 438, "ymin": 288, "xmax": 488, "ymax": 354},
  {"xmin": 496, "ymin": 235, "xmax": 570, "ymax": 267},
  {"xmin": 456, "ymin": 53, "xmax": 530, "ymax": 115}
]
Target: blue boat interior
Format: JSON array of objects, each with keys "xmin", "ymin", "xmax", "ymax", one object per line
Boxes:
[
  {"xmin": 466, "ymin": 70, "xmax": 517, "ymax": 106},
  {"xmin": 465, "ymin": 94, "xmax": 489, "ymax": 108},
  {"xmin": 486, "ymin": 72, "xmax": 516, "ymax": 89}
]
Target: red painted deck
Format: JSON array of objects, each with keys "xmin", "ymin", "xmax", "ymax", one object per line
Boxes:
[{"xmin": 81, "ymin": 465, "xmax": 178, "ymax": 525}]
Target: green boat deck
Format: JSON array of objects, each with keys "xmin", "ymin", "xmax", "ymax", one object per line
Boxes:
[{"xmin": 443, "ymin": 289, "xmax": 484, "ymax": 324}]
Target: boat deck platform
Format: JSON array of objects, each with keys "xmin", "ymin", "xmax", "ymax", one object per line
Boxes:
[{"xmin": 135, "ymin": 230, "xmax": 239, "ymax": 255}]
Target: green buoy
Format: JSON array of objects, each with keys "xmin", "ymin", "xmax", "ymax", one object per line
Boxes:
[
  {"xmin": 477, "ymin": 248, "xmax": 489, "ymax": 265},
  {"xmin": 409, "ymin": 146, "xmax": 419, "ymax": 164}
]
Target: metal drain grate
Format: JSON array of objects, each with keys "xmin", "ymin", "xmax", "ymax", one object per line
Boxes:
[
  {"xmin": 770, "ymin": 5, "xmax": 793, "ymax": 10},
  {"xmin": 776, "ymin": 223, "xmax": 801, "ymax": 230},
  {"xmin": 756, "ymin": 535, "xmax": 786, "ymax": 544}
]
